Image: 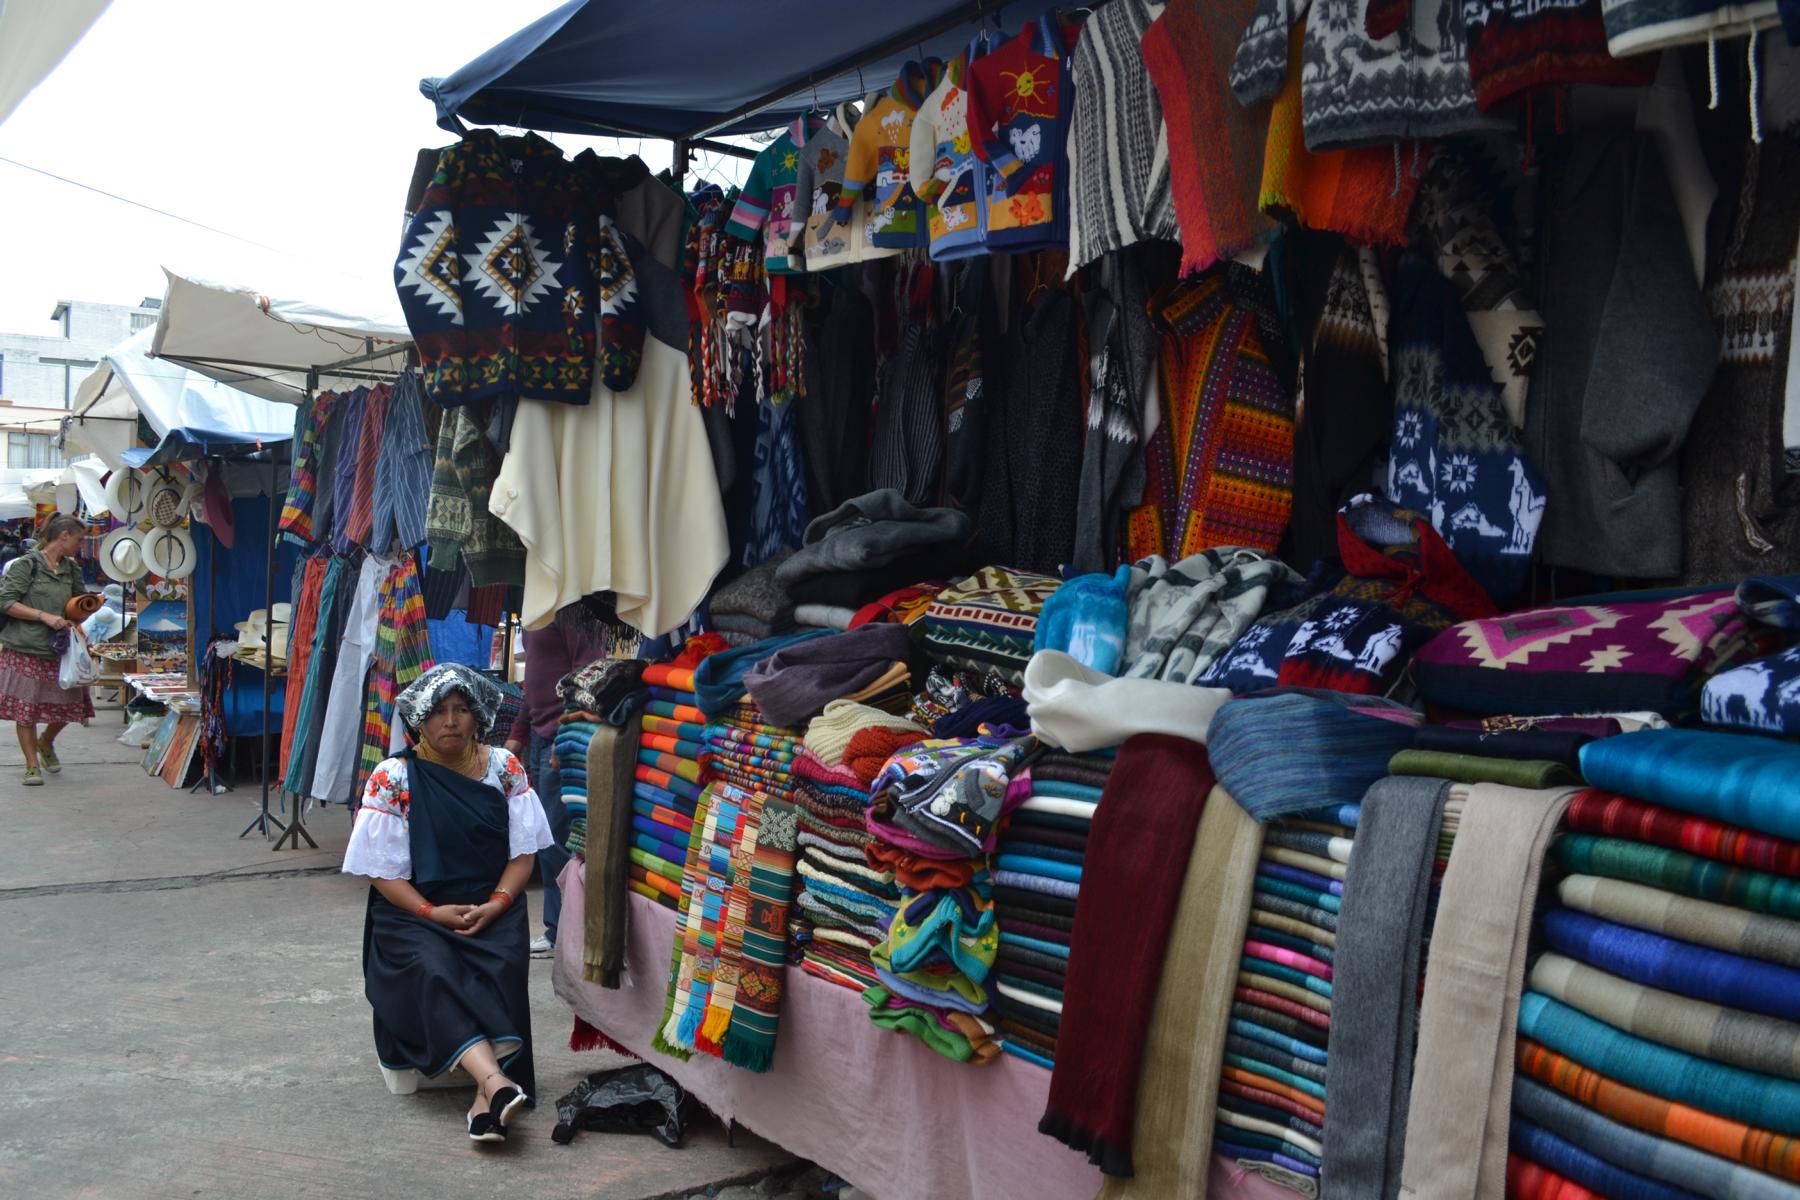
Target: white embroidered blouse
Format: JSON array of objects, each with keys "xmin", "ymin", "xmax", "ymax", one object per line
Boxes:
[{"xmin": 340, "ymin": 747, "xmax": 555, "ymax": 880}]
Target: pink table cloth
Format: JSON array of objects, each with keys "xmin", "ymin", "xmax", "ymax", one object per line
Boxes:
[{"xmin": 552, "ymin": 859, "xmax": 1104, "ymax": 1200}]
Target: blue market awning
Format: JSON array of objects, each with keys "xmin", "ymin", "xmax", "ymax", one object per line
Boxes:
[{"xmin": 424, "ymin": 0, "xmax": 1052, "ymax": 140}]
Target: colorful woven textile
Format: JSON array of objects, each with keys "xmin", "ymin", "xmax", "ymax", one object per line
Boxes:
[
  {"xmin": 1557, "ymin": 874, "xmax": 1800, "ymax": 969},
  {"xmin": 282, "ymin": 554, "xmax": 350, "ymax": 796},
  {"xmin": 1416, "ymin": 591, "xmax": 1764, "ymax": 719},
  {"xmin": 1508, "ymin": 1152, "xmax": 1606, "ymax": 1200},
  {"xmin": 1509, "ymin": 1117, "xmax": 1695, "ymax": 1200},
  {"xmin": 923, "ymin": 567, "xmax": 1061, "ymax": 677},
  {"xmin": 696, "ymin": 783, "xmax": 764, "ymax": 1057},
  {"xmin": 356, "ymin": 555, "xmax": 434, "ymax": 791},
  {"xmin": 1517, "ymin": 1038, "xmax": 1800, "ymax": 1181},
  {"xmin": 1562, "ymin": 790, "xmax": 1800, "ymax": 878},
  {"xmin": 1581, "ymin": 730, "xmax": 1800, "ymax": 843},
  {"xmin": 1518, "ymin": 993, "xmax": 1800, "ymax": 1134},
  {"xmin": 279, "ymin": 391, "xmax": 339, "ymax": 544},
  {"xmin": 1540, "ymin": 908, "xmax": 1800, "ymax": 1021},
  {"xmin": 1255, "ymin": 23, "xmax": 1421, "ymax": 247},
  {"xmin": 278, "ymin": 555, "xmax": 328, "ymax": 775},
  {"xmin": 1554, "ymin": 834, "xmax": 1800, "ymax": 920},
  {"xmin": 1125, "ymin": 266, "xmax": 1293, "ymax": 562},
  {"xmin": 720, "ymin": 798, "xmax": 799, "ymax": 1071},
  {"xmin": 651, "ymin": 783, "xmax": 713, "ymax": 1062}
]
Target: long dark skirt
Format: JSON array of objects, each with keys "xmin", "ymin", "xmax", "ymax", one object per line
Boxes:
[{"xmin": 362, "ymin": 889, "xmax": 536, "ymax": 1099}]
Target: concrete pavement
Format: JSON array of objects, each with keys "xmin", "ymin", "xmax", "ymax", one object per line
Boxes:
[{"xmin": 0, "ymin": 719, "xmax": 795, "ymax": 1199}]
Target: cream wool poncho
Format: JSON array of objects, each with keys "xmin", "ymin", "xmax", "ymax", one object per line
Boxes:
[{"xmin": 491, "ymin": 230, "xmax": 728, "ymax": 636}]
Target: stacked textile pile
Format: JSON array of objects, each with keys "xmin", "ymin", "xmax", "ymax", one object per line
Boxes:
[
  {"xmin": 703, "ymin": 701, "xmax": 801, "ymax": 804},
  {"xmin": 859, "ymin": 733, "xmax": 1037, "ymax": 1065},
  {"xmin": 1511, "ymin": 730, "xmax": 1800, "ymax": 1196},
  {"xmin": 634, "ymin": 663, "xmax": 712, "ymax": 911},
  {"xmin": 923, "ymin": 566, "xmax": 1063, "ymax": 687},
  {"xmin": 652, "ymin": 779, "xmax": 803, "ymax": 1073},
  {"xmin": 1215, "ymin": 802, "xmax": 1357, "ymax": 1189},
  {"xmin": 991, "ymin": 750, "xmax": 1107, "ymax": 1069},
  {"xmin": 709, "ymin": 551, "xmax": 796, "ymax": 647},
  {"xmin": 556, "ymin": 718, "xmax": 599, "ymax": 856},
  {"xmin": 789, "ymin": 701, "xmax": 927, "ymax": 991}
]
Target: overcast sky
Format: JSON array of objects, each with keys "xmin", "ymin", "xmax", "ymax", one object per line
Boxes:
[{"xmin": 0, "ymin": 0, "xmax": 721, "ymax": 335}]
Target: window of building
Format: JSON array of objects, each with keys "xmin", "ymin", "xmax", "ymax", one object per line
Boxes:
[
  {"xmin": 0, "ymin": 353, "xmax": 5, "ymax": 396},
  {"xmin": 7, "ymin": 432, "xmax": 62, "ymax": 470},
  {"xmin": 38, "ymin": 357, "xmax": 97, "ymax": 408},
  {"xmin": 130, "ymin": 312, "xmax": 157, "ymax": 332}
]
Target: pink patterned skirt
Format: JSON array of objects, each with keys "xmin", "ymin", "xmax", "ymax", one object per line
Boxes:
[{"xmin": 0, "ymin": 646, "xmax": 94, "ymax": 724}]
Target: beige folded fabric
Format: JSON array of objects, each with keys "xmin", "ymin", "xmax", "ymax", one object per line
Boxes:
[{"xmin": 1559, "ymin": 873, "xmax": 1800, "ymax": 969}]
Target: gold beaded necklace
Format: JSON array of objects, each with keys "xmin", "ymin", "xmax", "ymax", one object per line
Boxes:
[{"xmin": 416, "ymin": 737, "xmax": 485, "ymax": 779}]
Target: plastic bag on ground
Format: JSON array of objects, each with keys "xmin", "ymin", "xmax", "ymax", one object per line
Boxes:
[{"xmin": 550, "ymin": 1062, "xmax": 693, "ymax": 1148}]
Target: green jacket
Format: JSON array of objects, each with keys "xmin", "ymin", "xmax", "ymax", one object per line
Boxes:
[{"xmin": 0, "ymin": 550, "xmax": 88, "ymax": 658}]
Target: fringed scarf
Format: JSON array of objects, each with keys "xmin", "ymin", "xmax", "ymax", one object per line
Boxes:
[
  {"xmin": 721, "ymin": 799, "xmax": 800, "ymax": 1072},
  {"xmin": 356, "ymin": 554, "xmax": 435, "ymax": 791},
  {"xmin": 651, "ymin": 783, "xmax": 714, "ymax": 1062},
  {"xmin": 698, "ymin": 782, "xmax": 767, "ymax": 1055},
  {"xmin": 665, "ymin": 786, "xmax": 742, "ymax": 1051}
]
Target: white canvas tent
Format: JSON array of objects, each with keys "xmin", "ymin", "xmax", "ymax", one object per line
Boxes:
[
  {"xmin": 150, "ymin": 264, "xmax": 412, "ymax": 404},
  {"xmin": 68, "ymin": 327, "xmax": 296, "ymax": 470},
  {"xmin": 0, "ymin": 0, "xmax": 112, "ymax": 127}
]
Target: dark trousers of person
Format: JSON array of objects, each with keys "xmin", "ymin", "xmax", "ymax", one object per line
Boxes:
[{"xmin": 526, "ymin": 730, "xmax": 572, "ymax": 941}]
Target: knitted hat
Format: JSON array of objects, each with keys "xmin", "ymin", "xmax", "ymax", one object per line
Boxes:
[{"xmin": 803, "ymin": 699, "xmax": 926, "ymax": 765}]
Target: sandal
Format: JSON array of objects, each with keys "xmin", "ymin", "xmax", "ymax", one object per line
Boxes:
[
  {"xmin": 489, "ymin": 1086, "xmax": 528, "ymax": 1130},
  {"xmin": 467, "ymin": 1112, "xmax": 505, "ymax": 1143},
  {"xmin": 38, "ymin": 744, "xmax": 59, "ymax": 774}
]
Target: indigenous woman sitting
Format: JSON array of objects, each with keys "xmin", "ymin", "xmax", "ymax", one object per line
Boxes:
[{"xmin": 341, "ymin": 663, "xmax": 555, "ymax": 1144}]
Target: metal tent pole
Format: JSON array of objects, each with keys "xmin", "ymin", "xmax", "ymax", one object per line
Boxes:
[
  {"xmin": 273, "ymin": 430, "xmax": 316, "ymax": 851},
  {"xmin": 240, "ymin": 452, "xmax": 287, "ymax": 840}
]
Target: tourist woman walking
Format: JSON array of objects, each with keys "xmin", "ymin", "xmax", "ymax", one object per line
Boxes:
[{"xmin": 0, "ymin": 514, "xmax": 93, "ymax": 786}]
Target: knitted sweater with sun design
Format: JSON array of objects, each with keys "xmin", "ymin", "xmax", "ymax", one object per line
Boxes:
[
  {"xmin": 966, "ymin": 13, "xmax": 1083, "ymax": 253},
  {"xmin": 395, "ymin": 130, "xmax": 600, "ymax": 408}
]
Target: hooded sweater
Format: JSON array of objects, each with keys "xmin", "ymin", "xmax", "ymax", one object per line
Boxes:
[
  {"xmin": 1464, "ymin": 0, "xmax": 1656, "ymax": 110},
  {"xmin": 909, "ymin": 43, "xmax": 991, "ymax": 262},
  {"xmin": 838, "ymin": 59, "xmax": 945, "ymax": 250},
  {"xmin": 967, "ymin": 13, "xmax": 1082, "ymax": 253},
  {"xmin": 1601, "ymin": 0, "xmax": 1782, "ymax": 57},
  {"xmin": 727, "ymin": 113, "xmax": 828, "ymax": 274},
  {"xmin": 1231, "ymin": 0, "xmax": 1499, "ymax": 151},
  {"xmin": 1527, "ymin": 130, "xmax": 1718, "ymax": 581}
]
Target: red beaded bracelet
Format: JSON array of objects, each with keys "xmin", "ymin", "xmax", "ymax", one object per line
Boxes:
[
  {"xmin": 415, "ymin": 900, "xmax": 434, "ymax": 918},
  {"xmin": 489, "ymin": 889, "xmax": 513, "ymax": 910}
]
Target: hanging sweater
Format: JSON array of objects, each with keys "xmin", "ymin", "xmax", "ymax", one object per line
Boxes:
[
  {"xmin": 1064, "ymin": 0, "xmax": 1181, "ymax": 275},
  {"xmin": 1386, "ymin": 254, "xmax": 1544, "ymax": 609},
  {"xmin": 491, "ymin": 191, "xmax": 730, "ymax": 635},
  {"xmin": 1526, "ymin": 130, "xmax": 1716, "ymax": 580},
  {"xmin": 794, "ymin": 104, "xmax": 896, "ymax": 273},
  {"xmin": 838, "ymin": 59, "xmax": 944, "ymax": 250},
  {"xmin": 1231, "ymin": 0, "xmax": 1498, "ymax": 151},
  {"xmin": 1407, "ymin": 146, "xmax": 1541, "ymax": 427},
  {"xmin": 968, "ymin": 13, "xmax": 1082, "ymax": 253},
  {"xmin": 727, "ymin": 113, "xmax": 827, "ymax": 274},
  {"xmin": 1601, "ymin": 0, "xmax": 1782, "ymax": 57},
  {"xmin": 1464, "ymin": 0, "xmax": 1655, "ymax": 110},
  {"xmin": 909, "ymin": 43, "xmax": 991, "ymax": 262},
  {"xmin": 1681, "ymin": 134, "xmax": 1800, "ymax": 584},
  {"xmin": 395, "ymin": 130, "xmax": 600, "ymax": 408},
  {"xmin": 1126, "ymin": 266, "xmax": 1296, "ymax": 563},
  {"xmin": 1141, "ymin": 0, "xmax": 1276, "ymax": 275}
]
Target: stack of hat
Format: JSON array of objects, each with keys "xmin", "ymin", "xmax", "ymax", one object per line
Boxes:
[
  {"xmin": 232, "ymin": 604, "xmax": 292, "ymax": 667},
  {"xmin": 858, "ymin": 733, "xmax": 1036, "ymax": 1065},
  {"xmin": 990, "ymin": 748, "xmax": 1110, "ymax": 1069},
  {"xmin": 632, "ymin": 663, "xmax": 713, "ymax": 910},
  {"xmin": 789, "ymin": 701, "xmax": 926, "ymax": 991}
]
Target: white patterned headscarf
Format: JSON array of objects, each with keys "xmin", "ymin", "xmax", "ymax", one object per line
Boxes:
[{"xmin": 394, "ymin": 663, "xmax": 504, "ymax": 740}]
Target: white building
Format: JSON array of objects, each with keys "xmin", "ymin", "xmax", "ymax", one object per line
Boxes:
[{"xmin": 0, "ymin": 296, "xmax": 161, "ymax": 473}]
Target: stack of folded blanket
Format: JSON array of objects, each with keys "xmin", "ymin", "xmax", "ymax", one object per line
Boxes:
[
  {"xmin": 709, "ymin": 552, "xmax": 796, "ymax": 648},
  {"xmin": 990, "ymin": 750, "xmax": 1106, "ymax": 1069},
  {"xmin": 703, "ymin": 701, "xmax": 801, "ymax": 803},
  {"xmin": 1217, "ymin": 803, "xmax": 1357, "ymax": 1187},
  {"xmin": 922, "ymin": 566, "xmax": 1062, "ymax": 687},
  {"xmin": 1510, "ymin": 731, "xmax": 1800, "ymax": 1197},
  {"xmin": 859, "ymin": 732, "xmax": 1036, "ymax": 1065},
  {"xmin": 555, "ymin": 718, "xmax": 599, "ymax": 856},
  {"xmin": 633, "ymin": 663, "xmax": 713, "ymax": 910},
  {"xmin": 788, "ymin": 702, "xmax": 926, "ymax": 991}
]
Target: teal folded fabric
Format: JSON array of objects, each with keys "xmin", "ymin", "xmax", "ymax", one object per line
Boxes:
[
  {"xmin": 1581, "ymin": 730, "xmax": 1800, "ymax": 841},
  {"xmin": 995, "ymin": 853, "xmax": 1083, "ymax": 883},
  {"xmin": 1000, "ymin": 930, "xmax": 1071, "ymax": 960},
  {"xmin": 1230, "ymin": 1018, "xmax": 1328, "ymax": 1066},
  {"xmin": 1222, "ymin": 1052, "xmax": 1327, "ymax": 1100},
  {"xmin": 1029, "ymin": 780, "xmax": 1105, "ymax": 803},
  {"xmin": 1518, "ymin": 992, "xmax": 1800, "ymax": 1134}
]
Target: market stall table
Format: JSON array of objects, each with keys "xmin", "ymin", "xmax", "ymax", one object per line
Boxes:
[{"xmin": 552, "ymin": 860, "xmax": 1101, "ymax": 1200}]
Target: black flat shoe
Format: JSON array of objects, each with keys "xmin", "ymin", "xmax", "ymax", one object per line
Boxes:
[
  {"xmin": 467, "ymin": 1112, "xmax": 505, "ymax": 1143},
  {"xmin": 489, "ymin": 1086, "xmax": 528, "ymax": 1129}
]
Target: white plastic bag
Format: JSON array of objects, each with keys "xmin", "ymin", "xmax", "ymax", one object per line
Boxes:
[{"xmin": 59, "ymin": 630, "xmax": 98, "ymax": 690}]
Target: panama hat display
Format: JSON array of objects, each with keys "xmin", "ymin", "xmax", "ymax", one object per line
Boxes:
[
  {"xmin": 233, "ymin": 606, "xmax": 291, "ymax": 664},
  {"xmin": 99, "ymin": 527, "xmax": 150, "ymax": 583},
  {"xmin": 145, "ymin": 479, "xmax": 186, "ymax": 529},
  {"xmin": 104, "ymin": 470, "xmax": 149, "ymax": 525},
  {"xmin": 141, "ymin": 524, "xmax": 197, "ymax": 580}
]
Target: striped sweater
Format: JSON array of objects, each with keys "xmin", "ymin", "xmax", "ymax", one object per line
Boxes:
[{"xmin": 1065, "ymin": 0, "xmax": 1181, "ymax": 274}]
